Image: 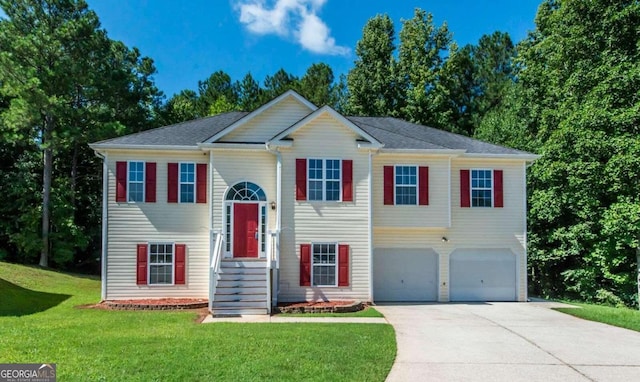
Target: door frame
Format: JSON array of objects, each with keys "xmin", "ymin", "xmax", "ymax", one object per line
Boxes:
[{"xmin": 223, "ymin": 200, "xmax": 267, "ymax": 259}]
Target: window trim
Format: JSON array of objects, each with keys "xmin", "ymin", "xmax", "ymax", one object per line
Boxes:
[
  {"xmin": 311, "ymin": 242, "xmax": 338, "ymax": 287},
  {"xmin": 127, "ymin": 160, "xmax": 145, "ymax": 203},
  {"xmin": 393, "ymin": 165, "xmax": 418, "ymax": 206},
  {"xmin": 470, "ymin": 168, "xmax": 494, "ymax": 208},
  {"xmin": 178, "ymin": 161, "xmax": 196, "ymax": 204},
  {"xmin": 307, "ymin": 158, "xmax": 342, "ymax": 202},
  {"xmin": 147, "ymin": 242, "xmax": 175, "ymax": 286}
]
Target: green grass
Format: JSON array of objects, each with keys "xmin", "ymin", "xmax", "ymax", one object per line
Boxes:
[
  {"xmin": 554, "ymin": 302, "xmax": 640, "ymax": 332},
  {"xmin": 0, "ymin": 262, "xmax": 396, "ymax": 381},
  {"xmin": 277, "ymin": 307, "xmax": 384, "ymax": 318}
]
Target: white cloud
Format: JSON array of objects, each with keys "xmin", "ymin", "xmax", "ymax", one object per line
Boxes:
[{"xmin": 235, "ymin": 0, "xmax": 350, "ymax": 56}]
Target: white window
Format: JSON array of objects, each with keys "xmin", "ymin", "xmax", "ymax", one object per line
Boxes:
[
  {"xmin": 471, "ymin": 169, "xmax": 493, "ymax": 207},
  {"xmin": 395, "ymin": 165, "xmax": 417, "ymax": 205},
  {"xmin": 179, "ymin": 162, "xmax": 195, "ymax": 203},
  {"xmin": 149, "ymin": 243, "xmax": 173, "ymax": 285},
  {"xmin": 308, "ymin": 159, "xmax": 341, "ymax": 201},
  {"xmin": 128, "ymin": 161, "xmax": 144, "ymax": 202},
  {"xmin": 312, "ymin": 243, "xmax": 337, "ymax": 287}
]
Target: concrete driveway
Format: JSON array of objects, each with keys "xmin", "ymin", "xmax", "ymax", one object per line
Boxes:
[{"xmin": 375, "ymin": 302, "xmax": 640, "ymax": 382}]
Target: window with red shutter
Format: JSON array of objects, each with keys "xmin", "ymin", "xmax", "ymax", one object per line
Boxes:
[
  {"xmin": 460, "ymin": 169, "xmax": 471, "ymax": 207},
  {"xmin": 300, "ymin": 244, "xmax": 311, "ymax": 286},
  {"xmin": 296, "ymin": 159, "xmax": 307, "ymax": 201},
  {"xmin": 338, "ymin": 244, "xmax": 349, "ymax": 287},
  {"xmin": 174, "ymin": 244, "xmax": 186, "ymax": 284},
  {"xmin": 493, "ymin": 170, "xmax": 504, "ymax": 208},
  {"xmin": 116, "ymin": 161, "xmax": 127, "ymax": 202},
  {"xmin": 418, "ymin": 166, "xmax": 429, "ymax": 205},
  {"xmin": 167, "ymin": 163, "xmax": 178, "ymax": 203},
  {"xmin": 383, "ymin": 166, "xmax": 394, "ymax": 205},
  {"xmin": 145, "ymin": 162, "xmax": 156, "ymax": 203},
  {"xmin": 136, "ymin": 244, "xmax": 148, "ymax": 285},
  {"xmin": 342, "ymin": 160, "xmax": 353, "ymax": 202},
  {"xmin": 196, "ymin": 163, "xmax": 207, "ymax": 203}
]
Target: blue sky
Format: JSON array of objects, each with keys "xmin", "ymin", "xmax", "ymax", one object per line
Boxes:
[{"xmin": 8, "ymin": 1, "xmax": 542, "ymax": 98}]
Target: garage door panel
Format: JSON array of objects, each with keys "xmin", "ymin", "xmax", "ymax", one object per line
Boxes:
[
  {"xmin": 450, "ymin": 249, "xmax": 516, "ymax": 302},
  {"xmin": 373, "ymin": 248, "xmax": 438, "ymax": 302}
]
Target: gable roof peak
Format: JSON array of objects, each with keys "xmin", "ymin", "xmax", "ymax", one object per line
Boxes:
[{"xmin": 204, "ymin": 89, "xmax": 317, "ymax": 144}]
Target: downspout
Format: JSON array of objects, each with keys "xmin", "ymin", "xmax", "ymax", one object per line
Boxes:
[
  {"xmin": 448, "ymin": 156, "xmax": 452, "ymax": 228},
  {"xmin": 524, "ymin": 161, "xmax": 532, "ymax": 302},
  {"xmin": 368, "ymin": 150, "xmax": 374, "ymax": 302},
  {"xmin": 95, "ymin": 151, "xmax": 108, "ymax": 301}
]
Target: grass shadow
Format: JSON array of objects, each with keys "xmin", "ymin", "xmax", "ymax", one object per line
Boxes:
[{"xmin": 0, "ymin": 278, "xmax": 71, "ymax": 317}]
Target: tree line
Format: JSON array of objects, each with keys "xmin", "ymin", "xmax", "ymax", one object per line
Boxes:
[{"xmin": 1, "ymin": 0, "xmax": 638, "ymax": 307}]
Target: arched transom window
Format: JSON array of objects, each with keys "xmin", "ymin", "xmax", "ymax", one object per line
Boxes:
[{"xmin": 225, "ymin": 181, "xmax": 266, "ymax": 201}]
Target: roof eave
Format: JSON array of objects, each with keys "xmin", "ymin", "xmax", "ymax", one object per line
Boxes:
[
  {"xmin": 462, "ymin": 153, "xmax": 541, "ymax": 161},
  {"xmin": 380, "ymin": 148, "xmax": 465, "ymax": 156},
  {"xmin": 89, "ymin": 143, "xmax": 200, "ymax": 152}
]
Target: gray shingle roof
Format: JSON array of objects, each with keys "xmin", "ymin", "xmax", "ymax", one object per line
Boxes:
[
  {"xmin": 348, "ymin": 116, "xmax": 531, "ymax": 155},
  {"xmin": 91, "ymin": 110, "xmax": 531, "ymax": 156},
  {"xmin": 93, "ymin": 111, "xmax": 249, "ymax": 146}
]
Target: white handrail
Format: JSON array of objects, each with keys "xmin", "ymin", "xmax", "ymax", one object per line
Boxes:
[{"xmin": 209, "ymin": 230, "xmax": 224, "ymax": 312}]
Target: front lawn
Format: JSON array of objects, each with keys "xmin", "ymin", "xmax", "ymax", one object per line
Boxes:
[
  {"xmin": 554, "ymin": 302, "xmax": 640, "ymax": 332},
  {"xmin": 0, "ymin": 262, "xmax": 396, "ymax": 381}
]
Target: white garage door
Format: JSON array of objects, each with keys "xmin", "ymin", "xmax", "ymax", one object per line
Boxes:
[
  {"xmin": 450, "ymin": 249, "xmax": 517, "ymax": 302},
  {"xmin": 373, "ymin": 248, "xmax": 438, "ymax": 302}
]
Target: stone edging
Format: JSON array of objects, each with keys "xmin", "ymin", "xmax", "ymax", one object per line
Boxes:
[
  {"xmin": 103, "ymin": 301, "xmax": 208, "ymax": 310},
  {"xmin": 274, "ymin": 301, "xmax": 364, "ymax": 314}
]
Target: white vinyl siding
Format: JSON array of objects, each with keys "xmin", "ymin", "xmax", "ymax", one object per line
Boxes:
[
  {"xmin": 105, "ymin": 151, "xmax": 209, "ymax": 300},
  {"xmin": 279, "ymin": 112, "xmax": 370, "ymax": 302},
  {"xmin": 128, "ymin": 161, "xmax": 144, "ymax": 202},
  {"xmin": 222, "ymin": 97, "xmax": 313, "ymax": 143},
  {"xmin": 374, "ymin": 155, "xmax": 449, "ymax": 228},
  {"xmin": 211, "ymin": 150, "xmax": 277, "ymax": 259}
]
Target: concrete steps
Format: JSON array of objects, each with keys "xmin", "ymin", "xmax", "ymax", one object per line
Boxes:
[{"xmin": 211, "ymin": 259, "xmax": 269, "ymax": 316}]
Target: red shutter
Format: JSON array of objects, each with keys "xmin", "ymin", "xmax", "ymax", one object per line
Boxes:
[
  {"xmin": 196, "ymin": 163, "xmax": 207, "ymax": 203},
  {"xmin": 136, "ymin": 244, "xmax": 148, "ymax": 285},
  {"xmin": 342, "ymin": 160, "xmax": 353, "ymax": 202},
  {"xmin": 174, "ymin": 244, "xmax": 186, "ymax": 285},
  {"xmin": 460, "ymin": 169, "xmax": 470, "ymax": 207},
  {"xmin": 494, "ymin": 170, "xmax": 504, "ymax": 208},
  {"xmin": 300, "ymin": 244, "xmax": 311, "ymax": 286},
  {"xmin": 116, "ymin": 161, "xmax": 127, "ymax": 202},
  {"xmin": 384, "ymin": 166, "xmax": 394, "ymax": 205},
  {"xmin": 338, "ymin": 244, "xmax": 350, "ymax": 287},
  {"xmin": 296, "ymin": 159, "xmax": 307, "ymax": 201},
  {"xmin": 419, "ymin": 166, "xmax": 429, "ymax": 205},
  {"xmin": 167, "ymin": 163, "xmax": 178, "ymax": 203},
  {"xmin": 145, "ymin": 162, "xmax": 156, "ymax": 203}
]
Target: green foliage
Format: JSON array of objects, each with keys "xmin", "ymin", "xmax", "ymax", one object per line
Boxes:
[
  {"xmin": 346, "ymin": 14, "xmax": 397, "ymax": 116},
  {"xmin": 0, "ymin": 0, "xmax": 161, "ymax": 268},
  {"xmin": 489, "ymin": 0, "xmax": 640, "ymax": 307}
]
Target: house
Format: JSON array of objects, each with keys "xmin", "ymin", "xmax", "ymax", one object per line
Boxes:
[{"xmin": 90, "ymin": 90, "xmax": 539, "ymax": 315}]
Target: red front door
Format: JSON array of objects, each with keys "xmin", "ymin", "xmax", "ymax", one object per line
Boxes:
[{"xmin": 233, "ymin": 203, "xmax": 259, "ymax": 258}]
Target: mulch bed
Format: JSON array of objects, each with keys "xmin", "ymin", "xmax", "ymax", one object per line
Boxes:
[
  {"xmin": 92, "ymin": 298, "xmax": 208, "ymax": 310},
  {"xmin": 275, "ymin": 300, "xmax": 364, "ymax": 314}
]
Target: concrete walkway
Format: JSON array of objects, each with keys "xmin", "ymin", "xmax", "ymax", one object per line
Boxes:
[
  {"xmin": 375, "ymin": 302, "xmax": 640, "ymax": 382},
  {"xmin": 202, "ymin": 314, "xmax": 388, "ymax": 324}
]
